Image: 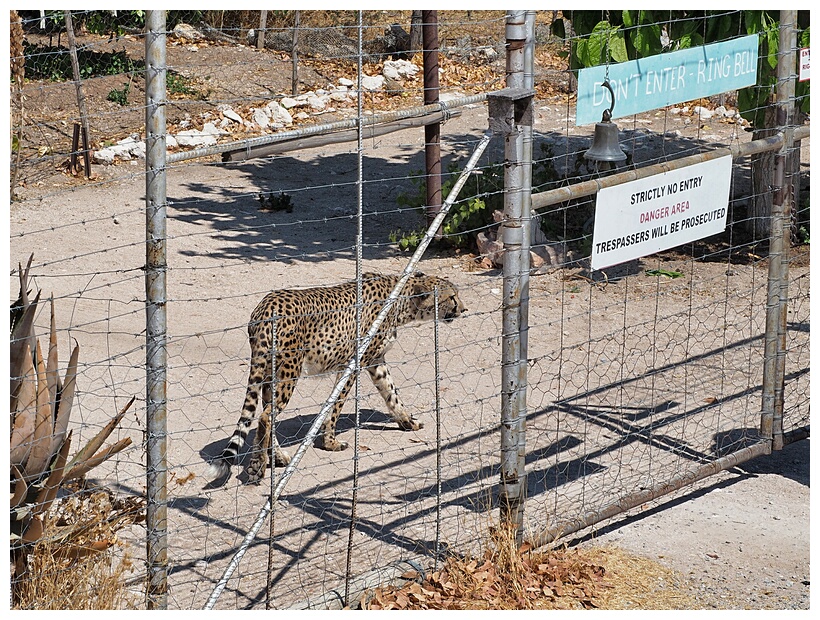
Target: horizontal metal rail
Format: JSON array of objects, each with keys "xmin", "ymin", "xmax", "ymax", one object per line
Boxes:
[
  {"xmin": 527, "ymin": 439, "xmax": 772, "ymax": 548},
  {"xmin": 222, "ymin": 108, "xmax": 461, "ymax": 161},
  {"xmin": 167, "ymin": 92, "xmax": 487, "ymax": 164},
  {"xmin": 531, "ymin": 125, "xmax": 809, "ymax": 212}
]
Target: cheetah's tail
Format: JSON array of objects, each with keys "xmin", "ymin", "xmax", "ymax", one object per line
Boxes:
[{"xmin": 206, "ymin": 457, "xmax": 232, "ymax": 480}]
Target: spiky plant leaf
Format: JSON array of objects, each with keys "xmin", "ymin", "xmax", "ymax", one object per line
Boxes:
[
  {"xmin": 11, "ymin": 463, "xmax": 27, "ymax": 509},
  {"xmin": 63, "ymin": 396, "xmax": 135, "ymax": 476},
  {"xmin": 46, "ymin": 298, "xmax": 61, "ymax": 414},
  {"xmin": 25, "ymin": 340, "xmax": 57, "ymax": 481},
  {"xmin": 63, "ymin": 438, "xmax": 133, "ymax": 482},
  {"xmin": 10, "ymin": 290, "xmax": 40, "ymax": 413},
  {"xmin": 45, "ymin": 341, "xmax": 78, "ymax": 465},
  {"xmin": 10, "ymin": 337, "xmax": 37, "ymax": 467},
  {"xmin": 33, "ymin": 430, "xmax": 72, "ymax": 519},
  {"xmin": 10, "ymin": 254, "xmax": 33, "ymax": 335}
]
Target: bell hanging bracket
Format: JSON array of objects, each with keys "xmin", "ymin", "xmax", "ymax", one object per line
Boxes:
[{"xmin": 584, "ymin": 79, "xmax": 626, "ymax": 163}]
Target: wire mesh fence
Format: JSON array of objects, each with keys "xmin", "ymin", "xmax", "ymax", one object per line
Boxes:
[{"xmin": 9, "ymin": 9, "xmax": 809, "ymax": 610}]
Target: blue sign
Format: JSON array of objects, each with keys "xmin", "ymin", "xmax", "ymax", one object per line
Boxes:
[{"xmin": 576, "ymin": 34, "xmax": 759, "ymax": 126}]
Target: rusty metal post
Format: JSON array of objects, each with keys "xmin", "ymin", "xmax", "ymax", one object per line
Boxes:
[
  {"xmin": 64, "ymin": 11, "xmax": 92, "ymax": 178},
  {"xmin": 145, "ymin": 10, "xmax": 168, "ymax": 609},
  {"xmin": 291, "ymin": 11, "xmax": 300, "ymax": 96},
  {"xmin": 257, "ymin": 10, "xmax": 267, "ymax": 49},
  {"xmin": 490, "ymin": 10, "xmax": 534, "ymax": 543},
  {"xmin": 422, "ymin": 11, "xmax": 442, "ymax": 236}
]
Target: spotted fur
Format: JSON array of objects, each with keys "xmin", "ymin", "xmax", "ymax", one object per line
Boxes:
[{"xmin": 208, "ymin": 272, "xmax": 465, "ymax": 482}]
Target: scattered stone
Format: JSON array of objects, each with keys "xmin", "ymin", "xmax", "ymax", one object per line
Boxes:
[
  {"xmin": 93, "ymin": 148, "xmax": 116, "ymax": 164},
  {"xmin": 338, "ymin": 77, "xmax": 354, "ymax": 87},
  {"xmin": 218, "ymin": 104, "xmax": 244, "ymax": 125},
  {"xmin": 693, "ymin": 105, "xmax": 714, "ymax": 120},
  {"xmin": 473, "ymin": 46, "xmax": 499, "ymax": 64},
  {"xmin": 383, "ymin": 59, "xmax": 419, "ymax": 82},
  {"xmin": 172, "ymin": 23, "xmax": 203, "ymax": 41},
  {"xmin": 176, "ymin": 128, "xmax": 217, "ymax": 147},
  {"xmin": 361, "ymin": 74, "xmax": 385, "ymax": 91},
  {"xmin": 252, "ymin": 107, "xmax": 269, "ymax": 129},
  {"xmin": 307, "ymin": 95, "xmax": 326, "ymax": 112},
  {"xmin": 266, "ymin": 101, "xmax": 293, "ymax": 126}
]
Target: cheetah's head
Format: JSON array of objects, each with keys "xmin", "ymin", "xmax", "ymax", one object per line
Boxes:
[{"xmin": 409, "ymin": 274, "xmax": 466, "ymax": 323}]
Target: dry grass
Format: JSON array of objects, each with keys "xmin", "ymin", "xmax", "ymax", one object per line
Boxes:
[
  {"xmin": 362, "ymin": 522, "xmax": 701, "ymax": 610},
  {"xmin": 12, "ymin": 487, "xmax": 144, "ymax": 610},
  {"xmin": 364, "ymin": 523, "xmax": 605, "ymax": 610}
]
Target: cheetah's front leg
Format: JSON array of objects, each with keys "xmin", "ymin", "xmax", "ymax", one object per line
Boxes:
[
  {"xmin": 367, "ymin": 360, "xmax": 423, "ymax": 431},
  {"xmin": 317, "ymin": 372, "xmax": 355, "ymax": 452}
]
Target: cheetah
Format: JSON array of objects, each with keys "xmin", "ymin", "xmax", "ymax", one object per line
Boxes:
[{"xmin": 208, "ymin": 272, "xmax": 465, "ymax": 482}]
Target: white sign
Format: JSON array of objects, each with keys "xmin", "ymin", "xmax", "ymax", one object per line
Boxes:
[
  {"xmin": 591, "ymin": 156, "xmax": 732, "ymax": 270},
  {"xmin": 799, "ymin": 47, "xmax": 810, "ymax": 82}
]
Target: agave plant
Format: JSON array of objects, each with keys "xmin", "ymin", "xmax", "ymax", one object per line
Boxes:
[{"xmin": 10, "ymin": 255, "xmax": 137, "ymax": 592}]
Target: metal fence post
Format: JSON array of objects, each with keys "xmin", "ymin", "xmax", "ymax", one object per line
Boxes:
[
  {"xmin": 145, "ymin": 9, "xmax": 168, "ymax": 610},
  {"xmin": 491, "ymin": 10, "xmax": 534, "ymax": 543},
  {"xmin": 761, "ymin": 12, "xmax": 797, "ymax": 451}
]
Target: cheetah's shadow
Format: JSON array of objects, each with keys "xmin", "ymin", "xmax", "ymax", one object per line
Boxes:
[{"xmin": 200, "ymin": 408, "xmax": 398, "ymax": 487}]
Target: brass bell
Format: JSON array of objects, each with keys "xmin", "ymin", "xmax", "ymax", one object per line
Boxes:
[{"xmin": 584, "ymin": 81, "xmax": 626, "ymax": 163}]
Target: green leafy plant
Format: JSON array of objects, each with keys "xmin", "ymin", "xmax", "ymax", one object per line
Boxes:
[
  {"xmin": 391, "ymin": 145, "xmax": 564, "ymax": 253},
  {"xmin": 167, "ymin": 71, "xmax": 209, "ymax": 100},
  {"xmin": 106, "ymin": 83, "xmax": 130, "ymax": 106},
  {"xmin": 23, "ymin": 42, "xmax": 143, "ymax": 82},
  {"xmin": 551, "ymin": 11, "xmax": 810, "ymax": 127},
  {"xmin": 645, "ymin": 268, "xmax": 684, "ymax": 278}
]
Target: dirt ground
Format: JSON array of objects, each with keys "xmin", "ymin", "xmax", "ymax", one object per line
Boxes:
[{"xmin": 9, "ymin": 23, "xmax": 810, "ymax": 611}]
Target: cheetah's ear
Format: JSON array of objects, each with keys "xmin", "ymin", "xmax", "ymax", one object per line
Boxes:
[{"xmin": 409, "ymin": 280, "xmax": 434, "ymax": 313}]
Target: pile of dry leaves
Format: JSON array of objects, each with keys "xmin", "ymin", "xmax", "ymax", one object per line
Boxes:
[{"xmin": 363, "ymin": 525, "xmax": 606, "ymax": 610}]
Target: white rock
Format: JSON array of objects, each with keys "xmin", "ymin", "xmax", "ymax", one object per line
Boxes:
[
  {"xmin": 280, "ymin": 97, "xmax": 300, "ymax": 109},
  {"xmin": 693, "ymin": 105, "xmax": 713, "ymax": 120},
  {"xmin": 383, "ymin": 59, "xmax": 419, "ymax": 81},
  {"xmin": 202, "ymin": 121, "xmax": 229, "ymax": 136},
  {"xmin": 176, "ymin": 129, "xmax": 217, "ymax": 147},
  {"xmin": 307, "ymin": 95, "xmax": 327, "ymax": 111},
  {"xmin": 130, "ymin": 141, "xmax": 146, "ymax": 159},
  {"xmin": 93, "ymin": 148, "xmax": 116, "ymax": 164},
  {"xmin": 166, "ymin": 134, "xmax": 178, "ymax": 148},
  {"xmin": 330, "ymin": 91, "xmax": 349, "ymax": 103},
  {"xmin": 338, "ymin": 77, "xmax": 354, "ymax": 87},
  {"xmin": 294, "ymin": 111, "xmax": 310, "ymax": 121},
  {"xmin": 361, "ymin": 74, "xmax": 385, "ymax": 91},
  {"xmin": 439, "ymin": 91, "xmax": 466, "ymax": 103},
  {"xmin": 172, "ymin": 23, "xmax": 202, "ymax": 41},
  {"xmin": 219, "ymin": 106, "xmax": 244, "ymax": 124},
  {"xmin": 474, "ymin": 46, "xmax": 498, "ymax": 63},
  {"xmin": 252, "ymin": 107, "xmax": 270, "ymax": 129},
  {"xmin": 266, "ymin": 101, "xmax": 293, "ymax": 125}
]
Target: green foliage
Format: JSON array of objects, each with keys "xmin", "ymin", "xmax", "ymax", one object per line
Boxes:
[
  {"xmin": 83, "ymin": 10, "xmax": 144, "ymax": 36},
  {"xmin": 391, "ymin": 144, "xmax": 564, "ymax": 253},
  {"xmin": 645, "ymin": 268, "xmax": 684, "ymax": 278},
  {"xmin": 107, "ymin": 83, "xmax": 130, "ymax": 106},
  {"xmin": 166, "ymin": 71, "xmax": 202, "ymax": 97},
  {"xmin": 22, "ymin": 41, "xmax": 142, "ymax": 82},
  {"xmin": 391, "ymin": 159, "xmax": 504, "ymax": 251},
  {"xmin": 552, "ymin": 11, "xmax": 810, "ymax": 129}
]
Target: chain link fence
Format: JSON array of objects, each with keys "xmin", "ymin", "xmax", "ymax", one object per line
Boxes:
[{"xmin": 9, "ymin": 9, "xmax": 808, "ymax": 609}]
